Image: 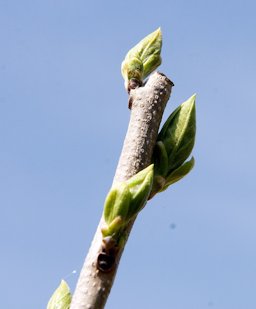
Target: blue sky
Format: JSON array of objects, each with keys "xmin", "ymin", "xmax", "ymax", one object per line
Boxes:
[{"xmin": 1, "ymin": 1, "xmax": 256, "ymax": 308}]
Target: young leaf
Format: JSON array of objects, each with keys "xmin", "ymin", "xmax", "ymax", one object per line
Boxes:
[
  {"xmin": 140, "ymin": 28, "xmax": 162, "ymax": 79},
  {"xmin": 47, "ymin": 280, "xmax": 72, "ymax": 309},
  {"xmin": 102, "ymin": 165, "xmax": 154, "ymax": 238},
  {"xmin": 161, "ymin": 156, "xmax": 195, "ymax": 191},
  {"xmin": 103, "ymin": 182, "xmax": 131, "ymax": 226},
  {"xmin": 121, "ymin": 28, "xmax": 162, "ymax": 90},
  {"xmin": 159, "ymin": 94, "xmax": 196, "ymax": 171},
  {"xmin": 152, "ymin": 141, "xmax": 169, "ymax": 177},
  {"xmin": 126, "ymin": 164, "xmax": 154, "ymax": 218}
]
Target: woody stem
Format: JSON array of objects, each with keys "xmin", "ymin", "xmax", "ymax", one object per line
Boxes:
[{"xmin": 70, "ymin": 72, "xmax": 173, "ymax": 309}]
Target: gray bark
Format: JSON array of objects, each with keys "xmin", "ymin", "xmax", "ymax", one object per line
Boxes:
[{"xmin": 70, "ymin": 72, "xmax": 174, "ymax": 309}]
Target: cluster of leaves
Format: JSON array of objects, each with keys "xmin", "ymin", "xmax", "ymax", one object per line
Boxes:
[
  {"xmin": 103, "ymin": 28, "xmax": 196, "ymax": 241},
  {"xmin": 121, "ymin": 28, "xmax": 162, "ymax": 91},
  {"xmin": 101, "ymin": 94, "xmax": 196, "ymax": 240},
  {"xmin": 47, "ymin": 28, "xmax": 196, "ymax": 308},
  {"xmin": 150, "ymin": 94, "xmax": 196, "ymax": 198},
  {"xmin": 102, "ymin": 165, "xmax": 153, "ymax": 239}
]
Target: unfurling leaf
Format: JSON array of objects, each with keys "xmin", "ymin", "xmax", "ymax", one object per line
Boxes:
[
  {"xmin": 162, "ymin": 156, "xmax": 195, "ymax": 191},
  {"xmin": 102, "ymin": 165, "xmax": 154, "ymax": 238},
  {"xmin": 126, "ymin": 164, "xmax": 154, "ymax": 218},
  {"xmin": 121, "ymin": 28, "xmax": 162, "ymax": 91},
  {"xmin": 47, "ymin": 280, "xmax": 72, "ymax": 309},
  {"xmin": 103, "ymin": 183, "xmax": 131, "ymax": 227},
  {"xmin": 159, "ymin": 94, "xmax": 196, "ymax": 171},
  {"xmin": 150, "ymin": 94, "xmax": 196, "ymax": 197}
]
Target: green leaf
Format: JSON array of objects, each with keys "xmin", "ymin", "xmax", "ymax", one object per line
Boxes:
[
  {"xmin": 103, "ymin": 182, "xmax": 131, "ymax": 226},
  {"xmin": 150, "ymin": 95, "xmax": 196, "ymax": 197},
  {"xmin": 121, "ymin": 28, "xmax": 162, "ymax": 90},
  {"xmin": 102, "ymin": 165, "xmax": 154, "ymax": 238},
  {"xmin": 140, "ymin": 28, "xmax": 162, "ymax": 79},
  {"xmin": 126, "ymin": 164, "xmax": 154, "ymax": 218},
  {"xmin": 150, "ymin": 140, "xmax": 169, "ymax": 197},
  {"xmin": 159, "ymin": 94, "xmax": 196, "ymax": 171},
  {"xmin": 47, "ymin": 280, "xmax": 72, "ymax": 309},
  {"xmin": 157, "ymin": 105, "xmax": 181, "ymax": 147},
  {"xmin": 152, "ymin": 141, "xmax": 169, "ymax": 177},
  {"xmin": 162, "ymin": 157, "xmax": 195, "ymax": 191}
]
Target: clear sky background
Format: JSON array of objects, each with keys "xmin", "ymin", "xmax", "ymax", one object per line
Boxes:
[{"xmin": 1, "ymin": 1, "xmax": 255, "ymax": 308}]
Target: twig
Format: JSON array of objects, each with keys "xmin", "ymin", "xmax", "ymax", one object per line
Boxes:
[{"xmin": 70, "ymin": 72, "xmax": 174, "ymax": 309}]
